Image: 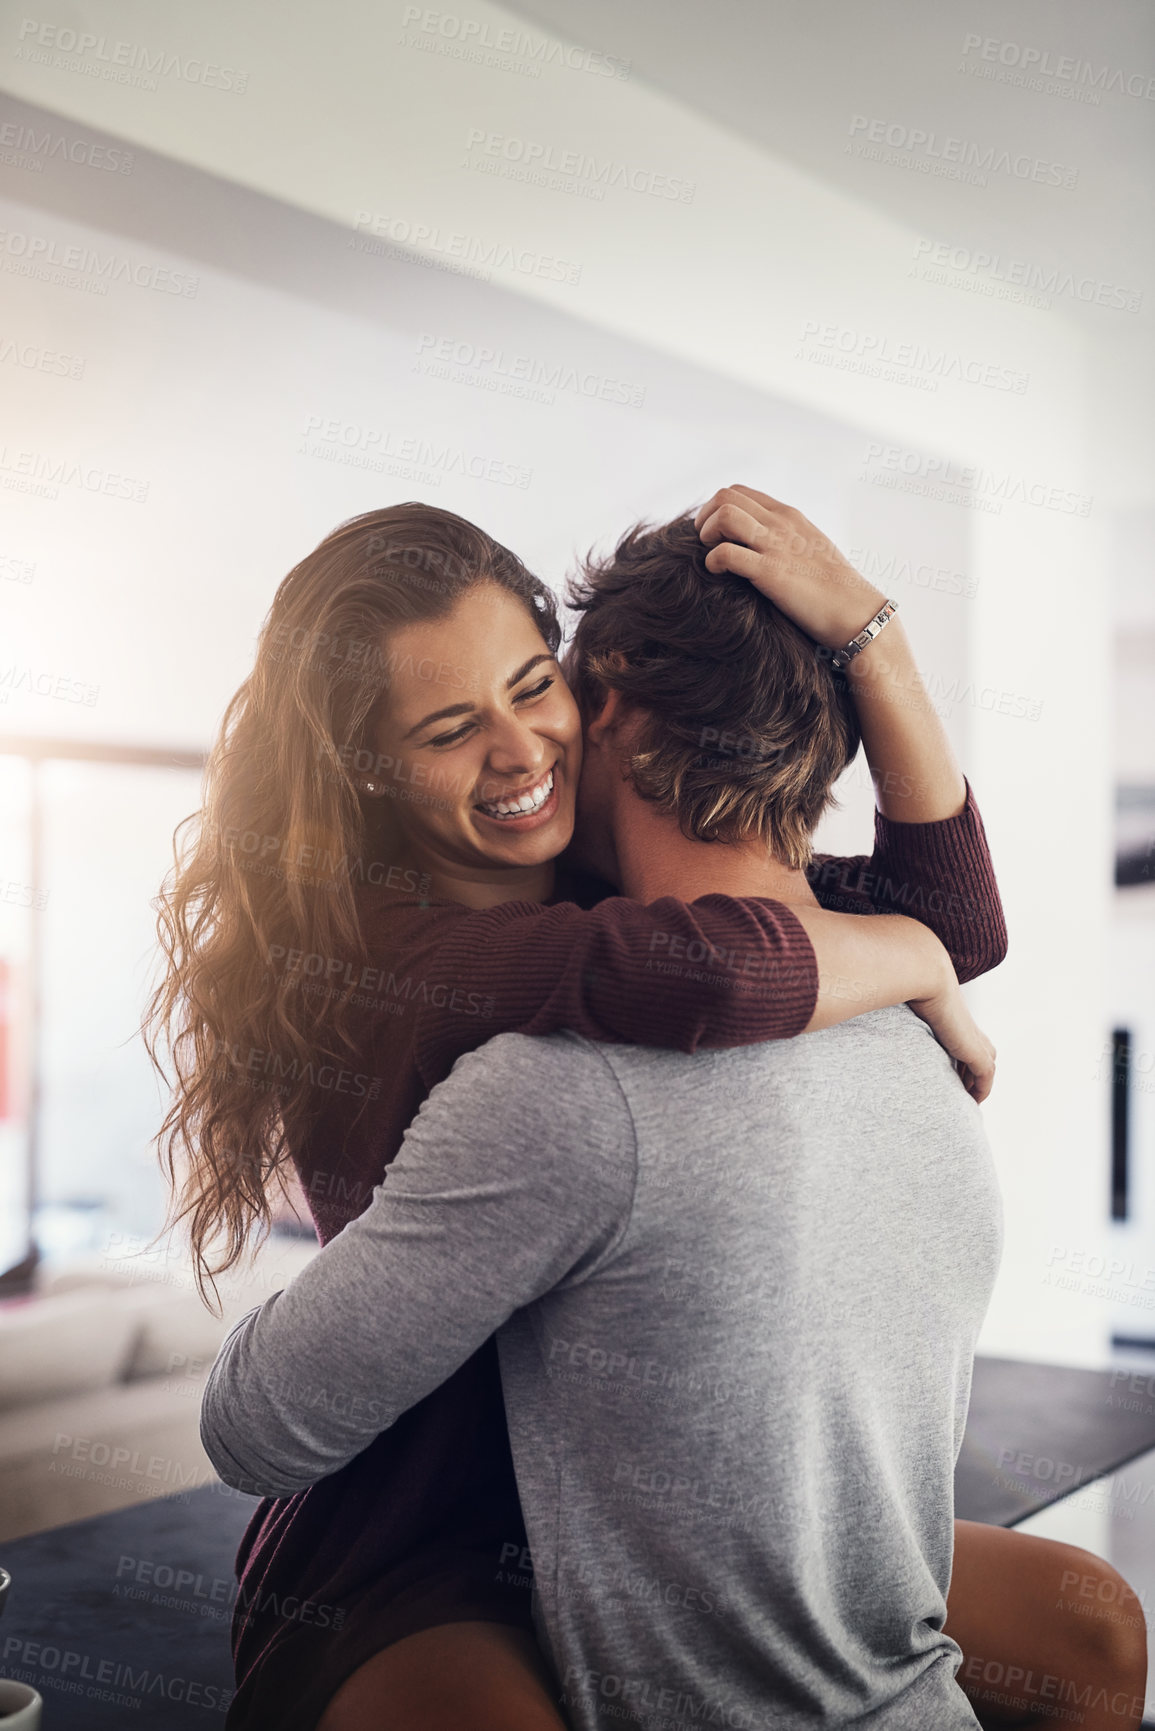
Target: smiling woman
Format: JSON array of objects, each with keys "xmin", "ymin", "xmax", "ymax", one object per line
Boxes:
[
  {"xmin": 145, "ymin": 502, "xmax": 578, "ymax": 1294},
  {"xmin": 364, "ymin": 583, "xmax": 579, "ymax": 902}
]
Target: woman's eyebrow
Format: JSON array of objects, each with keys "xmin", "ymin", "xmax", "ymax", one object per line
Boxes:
[
  {"xmin": 401, "ymin": 701, "xmax": 473, "ymax": 739},
  {"xmin": 401, "ymin": 654, "xmax": 555, "ymax": 740},
  {"xmin": 506, "ymin": 652, "xmax": 554, "ymax": 688}
]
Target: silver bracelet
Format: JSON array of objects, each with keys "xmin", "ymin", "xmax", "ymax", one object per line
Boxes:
[{"xmin": 831, "ymin": 598, "xmax": 899, "ymax": 670}]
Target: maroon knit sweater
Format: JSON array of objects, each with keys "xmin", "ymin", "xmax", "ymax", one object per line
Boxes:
[{"xmin": 224, "ymin": 782, "xmax": 1005, "ymax": 1730}]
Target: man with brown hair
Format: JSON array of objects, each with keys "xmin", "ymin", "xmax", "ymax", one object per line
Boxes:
[
  {"xmin": 564, "ymin": 507, "xmax": 861, "ymax": 876},
  {"xmin": 199, "ymin": 489, "xmax": 1143, "ymax": 1726}
]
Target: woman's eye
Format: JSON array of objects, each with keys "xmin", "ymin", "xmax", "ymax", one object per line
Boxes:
[
  {"xmin": 428, "ymin": 723, "xmax": 475, "ymax": 747},
  {"xmin": 515, "ymin": 677, "xmax": 554, "ymax": 703},
  {"xmin": 425, "ymin": 678, "xmax": 552, "ymax": 746}
]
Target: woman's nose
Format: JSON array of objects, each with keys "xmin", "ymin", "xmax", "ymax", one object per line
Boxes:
[{"xmin": 486, "ymin": 713, "xmax": 548, "ymax": 772}]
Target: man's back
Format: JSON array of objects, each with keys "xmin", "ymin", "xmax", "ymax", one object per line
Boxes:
[{"xmin": 496, "ymin": 1005, "xmax": 1002, "ymax": 1729}]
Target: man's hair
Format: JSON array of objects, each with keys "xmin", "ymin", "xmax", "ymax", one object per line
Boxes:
[{"xmin": 565, "ymin": 513, "xmax": 860, "ymax": 871}]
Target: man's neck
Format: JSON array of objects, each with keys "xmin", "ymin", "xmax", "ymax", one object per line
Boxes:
[{"xmin": 611, "ymin": 795, "xmax": 819, "ymax": 907}]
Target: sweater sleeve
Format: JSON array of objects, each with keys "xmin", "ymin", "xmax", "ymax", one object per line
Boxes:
[
  {"xmin": 415, "ymin": 893, "xmax": 818, "ymax": 1086},
  {"xmin": 200, "ymin": 1034, "xmax": 635, "ymax": 1495},
  {"xmin": 806, "ymin": 777, "xmax": 1007, "ymax": 985}
]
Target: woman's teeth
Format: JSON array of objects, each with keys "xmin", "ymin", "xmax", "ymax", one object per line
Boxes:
[{"xmin": 479, "ymin": 767, "xmax": 554, "ymax": 819}]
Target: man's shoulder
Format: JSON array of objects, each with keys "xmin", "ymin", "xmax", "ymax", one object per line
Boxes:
[
  {"xmin": 452, "ymin": 1025, "xmax": 602, "ymax": 1063},
  {"xmin": 551, "ymin": 1005, "xmax": 944, "ymax": 1094},
  {"xmin": 444, "ymin": 1029, "xmax": 627, "ymax": 1108},
  {"xmin": 433, "ymin": 1033, "xmax": 636, "ymax": 1195}
]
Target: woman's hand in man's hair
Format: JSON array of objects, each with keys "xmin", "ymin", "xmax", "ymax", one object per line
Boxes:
[{"xmin": 694, "ymin": 485, "xmax": 886, "ymax": 651}]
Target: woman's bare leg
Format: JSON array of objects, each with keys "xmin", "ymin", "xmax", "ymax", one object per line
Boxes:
[
  {"xmin": 945, "ymin": 1520, "xmax": 1148, "ymax": 1729},
  {"xmin": 313, "ymin": 1527, "xmax": 1149, "ymax": 1729},
  {"xmin": 316, "ymin": 1620, "xmax": 569, "ymax": 1731}
]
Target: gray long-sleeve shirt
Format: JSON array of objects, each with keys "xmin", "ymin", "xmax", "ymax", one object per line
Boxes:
[{"xmin": 202, "ymin": 1006, "xmax": 1001, "ymax": 1728}]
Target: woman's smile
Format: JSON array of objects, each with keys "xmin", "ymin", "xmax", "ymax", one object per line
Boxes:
[{"xmin": 474, "ymin": 764, "xmax": 559, "ymax": 828}]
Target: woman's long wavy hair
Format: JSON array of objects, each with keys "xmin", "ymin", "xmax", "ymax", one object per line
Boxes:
[{"xmin": 143, "ymin": 503, "xmax": 561, "ymax": 1307}]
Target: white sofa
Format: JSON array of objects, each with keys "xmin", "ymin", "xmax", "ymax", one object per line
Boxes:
[{"xmin": 0, "ymin": 1234, "xmax": 319, "ymax": 1542}]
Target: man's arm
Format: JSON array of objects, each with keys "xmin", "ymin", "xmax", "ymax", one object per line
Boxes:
[{"xmin": 199, "ymin": 1034, "xmax": 634, "ymax": 1497}]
